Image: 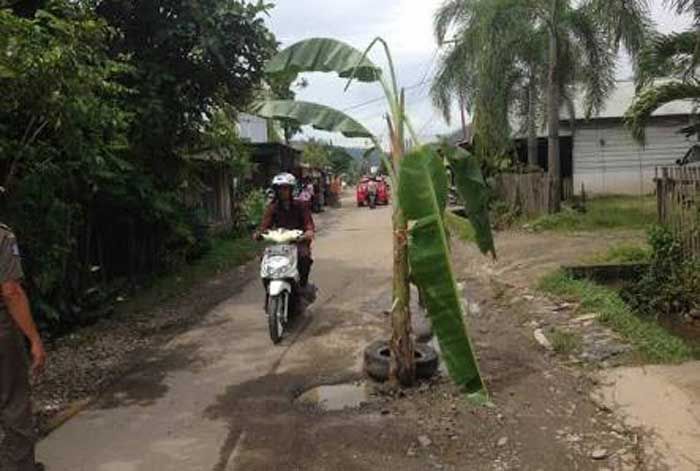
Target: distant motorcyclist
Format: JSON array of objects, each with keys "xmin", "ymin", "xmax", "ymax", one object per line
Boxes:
[{"xmin": 255, "ymin": 173, "xmax": 315, "ymax": 288}]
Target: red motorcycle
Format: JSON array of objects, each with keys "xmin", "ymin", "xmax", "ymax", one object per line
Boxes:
[{"xmin": 356, "ymin": 176, "xmax": 390, "ymax": 208}]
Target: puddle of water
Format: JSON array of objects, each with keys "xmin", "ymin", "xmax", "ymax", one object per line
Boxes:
[{"xmin": 296, "ymin": 383, "xmax": 369, "ymax": 411}]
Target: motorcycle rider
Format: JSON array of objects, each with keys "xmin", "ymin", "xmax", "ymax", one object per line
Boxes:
[{"xmin": 255, "ymin": 173, "xmax": 315, "ymax": 290}]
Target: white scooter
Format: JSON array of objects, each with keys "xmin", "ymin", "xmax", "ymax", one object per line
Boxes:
[{"xmin": 260, "ymin": 229, "xmax": 303, "ymax": 344}]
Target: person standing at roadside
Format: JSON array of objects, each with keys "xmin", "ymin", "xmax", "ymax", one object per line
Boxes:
[{"xmin": 0, "ymin": 220, "xmax": 46, "ymax": 471}]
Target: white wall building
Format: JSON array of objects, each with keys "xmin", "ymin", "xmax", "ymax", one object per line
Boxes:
[{"xmin": 571, "ymin": 81, "xmax": 694, "ymax": 195}]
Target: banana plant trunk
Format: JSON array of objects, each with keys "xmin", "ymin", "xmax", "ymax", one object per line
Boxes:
[
  {"xmin": 547, "ymin": 16, "xmax": 562, "ymax": 213},
  {"xmin": 388, "ymin": 110, "xmax": 415, "ymax": 387}
]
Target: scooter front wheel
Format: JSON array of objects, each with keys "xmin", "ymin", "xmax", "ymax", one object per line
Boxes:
[{"xmin": 267, "ymin": 294, "xmax": 286, "ymax": 344}]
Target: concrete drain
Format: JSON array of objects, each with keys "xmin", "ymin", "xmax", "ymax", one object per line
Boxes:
[{"xmin": 296, "ymin": 382, "xmax": 369, "ymax": 411}]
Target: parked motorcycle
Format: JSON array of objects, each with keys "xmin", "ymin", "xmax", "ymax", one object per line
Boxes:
[{"xmin": 260, "ymin": 229, "xmax": 303, "ymax": 344}]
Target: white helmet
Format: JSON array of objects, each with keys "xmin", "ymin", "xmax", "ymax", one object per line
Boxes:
[{"xmin": 272, "ymin": 173, "xmax": 296, "ymax": 187}]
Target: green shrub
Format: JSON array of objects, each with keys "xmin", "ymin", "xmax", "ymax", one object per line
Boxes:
[
  {"xmin": 241, "ymin": 189, "xmax": 267, "ymax": 229},
  {"xmin": 623, "ymin": 226, "xmax": 700, "ymax": 318}
]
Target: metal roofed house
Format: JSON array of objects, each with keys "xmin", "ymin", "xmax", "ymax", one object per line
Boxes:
[{"xmin": 513, "ymin": 80, "xmax": 695, "ymax": 195}]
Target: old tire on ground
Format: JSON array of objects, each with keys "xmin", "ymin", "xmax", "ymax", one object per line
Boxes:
[{"xmin": 363, "ymin": 340, "xmax": 439, "ymax": 382}]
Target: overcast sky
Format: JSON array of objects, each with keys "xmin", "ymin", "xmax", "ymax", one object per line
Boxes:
[{"xmin": 265, "ymin": 0, "xmax": 692, "ymax": 148}]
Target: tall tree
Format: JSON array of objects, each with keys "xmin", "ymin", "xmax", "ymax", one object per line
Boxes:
[
  {"xmin": 94, "ymin": 0, "xmax": 277, "ymax": 160},
  {"xmin": 540, "ymin": 0, "xmax": 651, "ymax": 209},
  {"xmin": 432, "ymin": 0, "xmax": 538, "ymax": 171}
]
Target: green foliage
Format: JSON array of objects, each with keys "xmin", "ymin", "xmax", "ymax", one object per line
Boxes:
[
  {"xmin": 623, "ymin": 226, "xmax": 700, "ymax": 319},
  {"xmin": 539, "ymin": 271, "xmax": 693, "ymax": 363},
  {"xmin": 0, "ymin": 1, "xmax": 278, "ymax": 328},
  {"xmin": 444, "ymin": 210, "xmax": 477, "ymax": 243},
  {"xmin": 95, "ymin": 0, "xmax": 277, "ymax": 153},
  {"xmin": 530, "ymin": 196, "xmax": 656, "ymax": 232},
  {"xmin": 446, "ymin": 146, "xmax": 496, "ymax": 256},
  {"xmin": 265, "ymin": 70, "xmax": 306, "ymax": 142},
  {"xmin": 241, "ymin": 189, "xmax": 267, "ymax": 229},
  {"xmin": 265, "ymin": 37, "xmax": 383, "ymax": 83},
  {"xmin": 301, "ymin": 140, "xmax": 331, "ymax": 168},
  {"xmin": 626, "ymin": 0, "xmax": 700, "ymax": 142},
  {"xmin": 399, "ymin": 146, "xmax": 490, "ymax": 401},
  {"xmin": 626, "ymin": 81, "xmax": 700, "ymax": 143},
  {"xmin": 253, "ymin": 100, "xmax": 374, "ymax": 138},
  {"xmin": 327, "ymin": 146, "xmax": 356, "ymax": 175},
  {"xmin": 199, "ymin": 108, "xmax": 252, "ymax": 177}
]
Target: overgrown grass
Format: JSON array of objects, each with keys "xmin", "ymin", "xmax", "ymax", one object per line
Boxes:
[
  {"xmin": 127, "ymin": 234, "xmax": 261, "ymax": 312},
  {"xmin": 550, "ymin": 328, "xmax": 582, "ymax": 355},
  {"xmin": 538, "ymin": 271, "xmax": 693, "ymax": 363},
  {"xmin": 584, "ymin": 243, "xmax": 652, "ymax": 264},
  {"xmin": 530, "ymin": 195, "xmax": 656, "ymax": 233}
]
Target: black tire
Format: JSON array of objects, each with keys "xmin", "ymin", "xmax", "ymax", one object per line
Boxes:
[
  {"xmin": 363, "ymin": 340, "xmax": 439, "ymax": 382},
  {"xmin": 267, "ymin": 294, "xmax": 284, "ymax": 344}
]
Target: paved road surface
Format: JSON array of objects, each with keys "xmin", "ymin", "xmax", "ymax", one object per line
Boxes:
[{"xmin": 39, "ymin": 203, "xmax": 398, "ymax": 471}]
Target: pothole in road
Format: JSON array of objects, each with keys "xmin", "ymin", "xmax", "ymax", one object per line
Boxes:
[{"xmin": 296, "ymin": 382, "xmax": 370, "ymax": 411}]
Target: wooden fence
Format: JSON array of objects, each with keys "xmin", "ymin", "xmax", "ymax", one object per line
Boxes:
[
  {"xmin": 494, "ymin": 173, "xmax": 573, "ymax": 217},
  {"xmin": 656, "ymin": 166, "xmax": 700, "ymax": 256}
]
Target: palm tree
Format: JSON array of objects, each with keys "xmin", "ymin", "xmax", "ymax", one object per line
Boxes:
[
  {"xmin": 433, "ymin": 0, "xmax": 651, "ymax": 209},
  {"xmin": 627, "ymin": 0, "xmax": 700, "ymax": 142},
  {"xmin": 432, "ymin": 0, "xmax": 542, "ymax": 170},
  {"xmin": 542, "ymin": 0, "xmax": 651, "ymax": 209}
]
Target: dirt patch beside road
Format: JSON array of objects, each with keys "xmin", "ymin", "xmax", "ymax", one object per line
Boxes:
[{"xmin": 464, "ymin": 229, "xmax": 644, "ymax": 288}]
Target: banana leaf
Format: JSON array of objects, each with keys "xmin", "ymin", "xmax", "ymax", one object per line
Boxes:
[
  {"xmin": 252, "ymin": 100, "xmax": 374, "ymax": 139},
  {"xmin": 398, "ymin": 147, "xmax": 488, "ymax": 402},
  {"xmin": 445, "ymin": 147, "xmax": 496, "ymax": 258},
  {"xmin": 444, "ymin": 210, "xmax": 476, "ymax": 243},
  {"xmin": 265, "ymin": 37, "xmax": 382, "ymax": 83}
]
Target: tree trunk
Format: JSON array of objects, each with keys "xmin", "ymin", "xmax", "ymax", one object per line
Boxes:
[
  {"xmin": 547, "ymin": 17, "xmax": 562, "ymax": 212},
  {"xmin": 387, "ymin": 102, "xmax": 415, "ymax": 387},
  {"xmin": 527, "ymin": 75, "xmax": 539, "ymax": 169}
]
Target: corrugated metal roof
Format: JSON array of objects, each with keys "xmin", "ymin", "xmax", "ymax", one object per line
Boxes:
[
  {"xmin": 510, "ymin": 80, "xmax": 694, "ymax": 139},
  {"xmin": 574, "ymin": 80, "xmax": 694, "ymax": 120}
]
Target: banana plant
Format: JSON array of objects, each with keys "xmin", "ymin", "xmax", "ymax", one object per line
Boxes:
[{"xmin": 259, "ymin": 37, "xmax": 495, "ymax": 400}]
